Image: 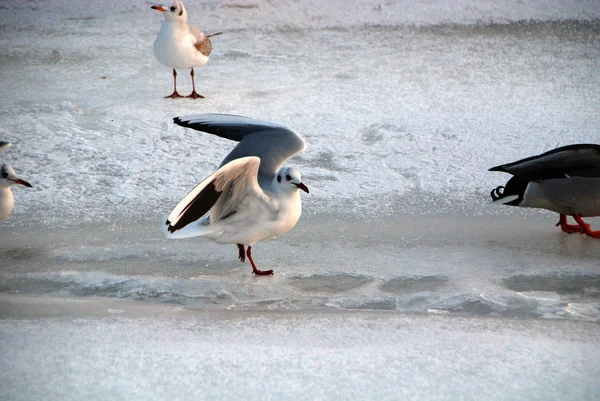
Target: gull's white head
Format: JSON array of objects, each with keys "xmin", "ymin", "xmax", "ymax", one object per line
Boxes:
[
  {"xmin": 151, "ymin": 1, "xmax": 187, "ymax": 22},
  {"xmin": 275, "ymin": 167, "xmax": 309, "ymax": 194},
  {"xmin": 0, "ymin": 164, "xmax": 32, "ymax": 189}
]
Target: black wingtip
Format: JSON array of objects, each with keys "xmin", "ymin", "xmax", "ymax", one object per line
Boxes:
[
  {"xmin": 165, "ymin": 219, "xmax": 177, "ymax": 233},
  {"xmin": 488, "ymin": 165, "xmax": 506, "ymax": 172},
  {"xmin": 173, "ymin": 116, "xmax": 198, "ymax": 130}
]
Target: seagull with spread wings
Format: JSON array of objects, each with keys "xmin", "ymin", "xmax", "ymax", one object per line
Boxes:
[{"xmin": 163, "ymin": 114, "xmax": 309, "ymax": 275}]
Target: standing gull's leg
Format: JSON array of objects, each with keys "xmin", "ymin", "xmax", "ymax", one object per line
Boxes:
[
  {"xmin": 237, "ymin": 244, "xmax": 246, "ymax": 262},
  {"xmin": 246, "ymin": 246, "xmax": 274, "ymax": 276},
  {"xmin": 165, "ymin": 69, "xmax": 183, "ymax": 98},
  {"xmin": 186, "ymin": 68, "xmax": 205, "ymax": 99},
  {"xmin": 556, "ymin": 214, "xmax": 586, "ymax": 234},
  {"xmin": 573, "ymin": 215, "xmax": 600, "ymax": 238}
]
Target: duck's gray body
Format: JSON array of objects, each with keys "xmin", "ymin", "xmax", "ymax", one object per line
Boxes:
[
  {"xmin": 490, "ymin": 144, "xmax": 600, "ymax": 217},
  {"xmin": 521, "ymin": 177, "xmax": 600, "ymax": 217}
]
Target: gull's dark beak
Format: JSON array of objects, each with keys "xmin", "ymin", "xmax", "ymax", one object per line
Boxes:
[
  {"xmin": 295, "ymin": 182, "xmax": 309, "ymax": 193},
  {"xmin": 151, "ymin": 5, "xmax": 168, "ymax": 12},
  {"xmin": 12, "ymin": 178, "xmax": 32, "ymax": 188}
]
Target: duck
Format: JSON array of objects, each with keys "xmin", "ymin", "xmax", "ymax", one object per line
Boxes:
[{"xmin": 489, "ymin": 144, "xmax": 600, "ymax": 238}]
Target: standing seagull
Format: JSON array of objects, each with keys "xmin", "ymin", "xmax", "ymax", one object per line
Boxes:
[
  {"xmin": 0, "ymin": 142, "xmax": 32, "ymax": 221},
  {"xmin": 490, "ymin": 144, "xmax": 600, "ymax": 238},
  {"xmin": 151, "ymin": 1, "xmax": 217, "ymax": 99},
  {"xmin": 163, "ymin": 114, "xmax": 309, "ymax": 276}
]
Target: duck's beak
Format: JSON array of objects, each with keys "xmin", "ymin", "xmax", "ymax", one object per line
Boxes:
[
  {"xmin": 151, "ymin": 4, "xmax": 168, "ymax": 12},
  {"xmin": 11, "ymin": 178, "xmax": 32, "ymax": 188},
  {"xmin": 295, "ymin": 182, "xmax": 309, "ymax": 193}
]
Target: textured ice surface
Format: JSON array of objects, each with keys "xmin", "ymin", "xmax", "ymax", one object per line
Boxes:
[
  {"xmin": 1, "ymin": 0, "xmax": 600, "ymax": 321},
  {"xmin": 1, "ymin": 0, "xmax": 600, "ymax": 305},
  {"xmin": 2, "ymin": 215, "xmax": 599, "ymax": 320},
  {"xmin": 2, "ymin": 2, "xmax": 600, "ymax": 399},
  {"xmin": 0, "ymin": 301, "xmax": 599, "ymax": 401},
  {"xmin": 0, "ymin": 0, "xmax": 599, "ymax": 225}
]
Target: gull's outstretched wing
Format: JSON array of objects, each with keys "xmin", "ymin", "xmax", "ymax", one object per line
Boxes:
[
  {"xmin": 174, "ymin": 114, "xmax": 306, "ymax": 187},
  {"xmin": 489, "ymin": 144, "xmax": 600, "ymax": 181},
  {"xmin": 164, "ymin": 156, "xmax": 265, "ymax": 237}
]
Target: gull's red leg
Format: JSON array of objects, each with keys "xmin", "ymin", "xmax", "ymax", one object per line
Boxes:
[
  {"xmin": 237, "ymin": 244, "xmax": 245, "ymax": 262},
  {"xmin": 573, "ymin": 215, "xmax": 600, "ymax": 238},
  {"xmin": 556, "ymin": 214, "xmax": 586, "ymax": 234},
  {"xmin": 165, "ymin": 69, "xmax": 183, "ymax": 98},
  {"xmin": 247, "ymin": 246, "xmax": 273, "ymax": 276},
  {"xmin": 186, "ymin": 68, "xmax": 205, "ymax": 99}
]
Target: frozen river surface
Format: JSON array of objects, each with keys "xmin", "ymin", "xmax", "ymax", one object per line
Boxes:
[{"xmin": 1, "ymin": 0, "xmax": 600, "ymax": 400}]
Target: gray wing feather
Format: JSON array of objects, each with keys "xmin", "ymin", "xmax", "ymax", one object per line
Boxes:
[
  {"xmin": 174, "ymin": 114, "xmax": 306, "ymax": 186},
  {"xmin": 489, "ymin": 144, "xmax": 600, "ymax": 180}
]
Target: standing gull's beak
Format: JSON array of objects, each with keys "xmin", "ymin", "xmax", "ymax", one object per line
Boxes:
[
  {"xmin": 11, "ymin": 178, "xmax": 32, "ymax": 188},
  {"xmin": 151, "ymin": 5, "xmax": 168, "ymax": 12},
  {"xmin": 295, "ymin": 182, "xmax": 309, "ymax": 193}
]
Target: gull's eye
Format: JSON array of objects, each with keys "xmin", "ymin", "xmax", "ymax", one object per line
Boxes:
[
  {"xmin": 277, "ymin": 175, "xmax": 281, "ymax": 183},
  {"xmin": 285, "ymin": 174, "xmax": 291, "ymax": 181},
  {"xmin": 1, "ymin": 172, "xmax": 7, "ymax": 179},
  {"xmin": 170, "ymin": 6, "xmax": 176, "ymax": 12}
]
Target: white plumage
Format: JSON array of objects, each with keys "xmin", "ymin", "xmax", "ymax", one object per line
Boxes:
[
  {"xmin": 0, "ymin": 142, "xmax": 32, "ymax": 221},
  {"xmin": 163, "ymin": 114, "xmax": 309, "ymax": 276},
  {"xmin": 151, "ymin": 1, "xmax": 216, "ymax": 99}
]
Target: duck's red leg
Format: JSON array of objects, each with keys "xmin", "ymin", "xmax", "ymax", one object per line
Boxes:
[
  {"xmin": 556, "ymin": 214, "xmax": 586, "ymax": 234},
  {"xmin": 573, "ymin": 215, "xmax": 600, "ymax": 238},
  {"xmin": 247, "ymin": 246, "xmax": 274, "ymax": 276}
]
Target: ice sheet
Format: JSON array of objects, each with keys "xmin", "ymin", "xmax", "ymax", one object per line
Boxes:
[
  {"xmin": 2, "ymin": 2, "xmax": 600, "ymax": 399},
  {"xmin": 2, "ymin": 214, "xmax": 599, "ymax": 320},
  {"xmin": 0, "ymin": 1, "xmax": 599, "ymax": 226},
  {"xmin": 1, "ymin": 296, "xmax": 599, "ymax": 401}
]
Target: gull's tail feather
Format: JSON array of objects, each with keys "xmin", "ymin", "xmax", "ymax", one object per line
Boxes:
[{"xmin": 162, "ymin": 215, "xmax": 222, "ymax": 239}]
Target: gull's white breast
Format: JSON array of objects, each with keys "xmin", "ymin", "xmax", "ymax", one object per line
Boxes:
[
  {"xmin": 213, "ymin": 190, "xmax": 303, "ymax": 245},
  {"xmin": 153, "ymin": 23, "xmax": 209, "ymax": 69}
]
